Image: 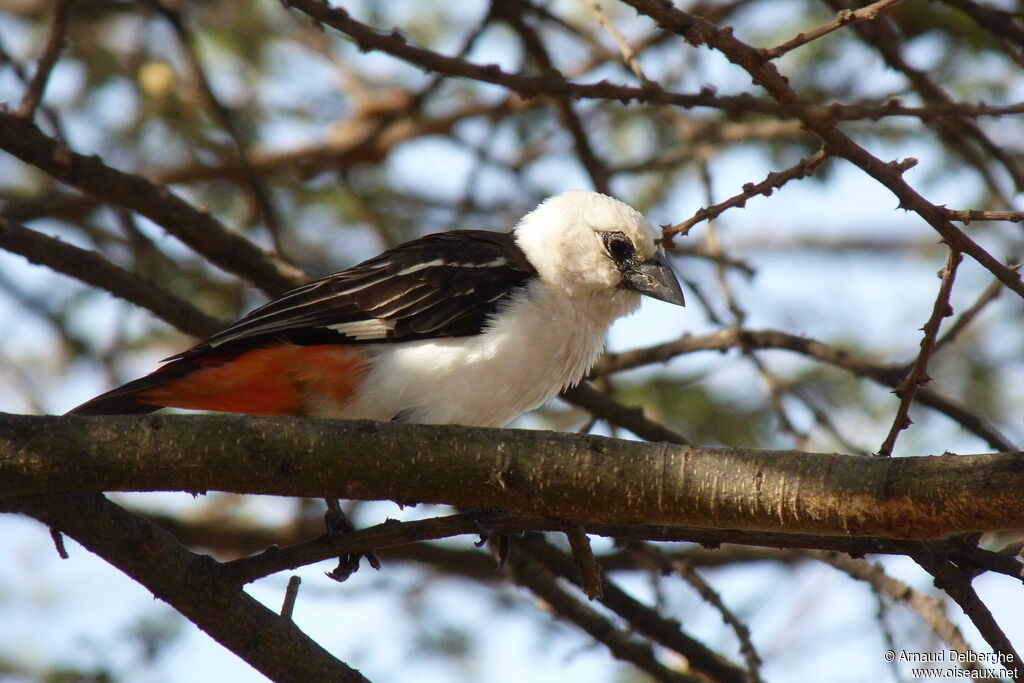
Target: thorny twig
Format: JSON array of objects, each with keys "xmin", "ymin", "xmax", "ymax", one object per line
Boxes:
[
  {"xmin": 878, "ymin": 248, "xmax": 961, "ymax": 457},
  {"xmin": 663, "ymin": 149, "xmax": 829, "ymax": 243}
]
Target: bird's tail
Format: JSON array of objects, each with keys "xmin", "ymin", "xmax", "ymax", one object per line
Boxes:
[
  {"xmin": 66, "ymin": 360, "xmax": 200, "ymax": 415},
  {"xmin": 66, "ymin": 344, "xmax": 368, "ymax": 416}
]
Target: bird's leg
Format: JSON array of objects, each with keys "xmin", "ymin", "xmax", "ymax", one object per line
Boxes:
[
  {"xmin": 323, "ymin": 498, "xmax": 381, "ymax": 582},
  {"xmin": 471, "ymin": 508, "xmax": 514, "ymax": 570}
]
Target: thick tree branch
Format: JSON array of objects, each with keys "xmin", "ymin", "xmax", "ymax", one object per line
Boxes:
[
  {"xmin": 3, "ymin": 492, "xmax": 368, "ymax": 682},
  {"xmin": 3, "ymin": 413, "xmax": 1024, "ymax": 540}
]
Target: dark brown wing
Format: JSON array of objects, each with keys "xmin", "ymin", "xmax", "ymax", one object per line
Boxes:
[
  {"xmin": 174, "ymin": 229, "xmax": 538, "ymax": 359},
  {"xmin": 68, "ymin": 230, "xmax": 538, "ymax": 414}
]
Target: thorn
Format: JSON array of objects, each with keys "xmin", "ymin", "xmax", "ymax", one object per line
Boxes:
[{"xmin": 49, "ymin": 527, "xmax": 69, "ymax": 559}]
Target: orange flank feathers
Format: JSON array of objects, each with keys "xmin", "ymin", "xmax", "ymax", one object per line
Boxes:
[{"xmin": 137, "ymin": 344, "xmax": 368, "ymax": 415}]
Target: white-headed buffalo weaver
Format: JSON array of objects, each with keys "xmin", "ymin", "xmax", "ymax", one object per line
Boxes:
[{"xmin": 69, "ymin": 191, "xmax": 684, "ymax": 425}]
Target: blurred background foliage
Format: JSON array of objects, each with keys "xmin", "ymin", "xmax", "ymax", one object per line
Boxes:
[{"xmin": 1, "ymin": 0, "xmax": 1023, "ymax": 681}]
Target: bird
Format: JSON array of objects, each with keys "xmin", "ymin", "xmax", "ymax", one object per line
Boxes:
[{"xmin": 69, "ymin": 190, "xmax": 684, "ymax": 426}]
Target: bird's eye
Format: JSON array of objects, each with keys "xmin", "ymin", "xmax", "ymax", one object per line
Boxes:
[{"xmin": 602, "ymin": 231, "xmax": 634, "ymax": 262}]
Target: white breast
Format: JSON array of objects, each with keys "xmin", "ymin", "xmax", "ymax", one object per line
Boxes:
[{"xmin": 319, "ymin": 281, "xmax": 641, "ymax": 426}]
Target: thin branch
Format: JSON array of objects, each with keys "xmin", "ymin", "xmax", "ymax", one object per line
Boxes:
[
  {"xmin": 621, "ymin": 0, "xmax": 1024, "ymax": 302},
  {"xmin": 152, "ymin": 506, "xmax": 1023, "ymax": 586},
  {"xmin": 506, "ymin": 545, "xmax": 700, "ymax": 683},
  {"xmin": 563, "ymin": 524, "xmax": 604, "ymax": 600},
  {"xmin": 282, "ymin": 0, "xmax": 774, "ymax": 116},
  {"xmin": 820, "ymin": 0, "xmax": 1024, "ymax": 195},
  {"xmin": 221, "ymin": 511, "xmax": 541, "ymax": 586},
  {"xmin": 941, "ymin": 0, "xmax": 1024, "ymax": 67},
  {"xmin": 560, "ymin": 382, "xmax": 692, "ymax": 444},
  {"xmin": 759, "ymin": 0, "xmax": 906, "ymax": 60},
  {"xmin": 138, "ymin": 509, "xmax": 804, "ymax": 573},
  {"xmin": 516, "ymin": 535, "xmax": 749, "ymax": 683},
  {"xmin": 151, "ymin": 0, "xmax": 287, "ymax": 252},
  {"xmin": 663, "ymin": 148, "xmax": 828, "ymax": 242},
  {"xmin": 637, "ymin": 544, "xmax": 763, "ymax": 682},
  {"xmin": 281, "ymin": 0, "xmax": 1024, "ymax": 126},
  {"xmin": 0, "ymin": 112, "xmax": 308, "ymax": 297},
  {"xmin": 495, "ymin": 1, "xmax": 612, "ymax": 194},
  {"xmin": 280, "ymin": 575, "xmax": 301, "ymax": 621},
  {"xmin": 0, "ymin": 215, "xmax": 223, "ymax": 338},
  {"xmin": 931, "ymin": 276, "xmax": 1005, "ymax": 356},
  {"xmin": 593, "ymin": 327, "xmax": 1016, "ymax": 452},
  {"xmin": 16, "ymin": 0, "xmax": 72, "ymax": 119},
  {"xmin": 808, "ymin": 550, "xmax": 984, "ymax": 674},
  {"xmin": 0, "ymin": 33, "xmax": 66, "ymax": 138},
  {"xmin": 878, "ymin": 248, "xmax": 962, "ymax": 457},
  {"xmin": 912, "ymin": 547, "xmax": 1022, "ymax": 680},
  {"xmin": 941, "ymin": 209, "xmax": 1024, "ymax": 224},
  {"xmin": 581, "ymin": 0, "xmax": 651, "ymax": 84},
  {"xmin": 874, "ymin": 591, "xmax": 907, "ymax": 683}
]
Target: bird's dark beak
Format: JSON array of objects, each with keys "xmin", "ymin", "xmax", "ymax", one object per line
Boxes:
[{"xmin": 619, "ymin": 250, "xmax": 685, "ymax": 306}]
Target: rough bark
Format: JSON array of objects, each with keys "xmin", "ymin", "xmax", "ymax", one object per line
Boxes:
[{"xmin": 3, "ymin": 412, "xmax": 1022, "ymax": 539}]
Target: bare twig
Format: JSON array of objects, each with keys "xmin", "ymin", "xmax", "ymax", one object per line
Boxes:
[
  {"xmin": 621, "ymin": 0, "xmax": 1024, "ymax": 301},
  {"xmin": 495, "ymin": 2, "xmax": 612, "ymax": 194},
  {"xmin": 282, "ymin": 0, "xmax": 1024, "ymax": 126},
  {"xmin": 759, "ymin": 0, "xmax": 906, "ymax": 60},
  {"xmin": 151, "ymin": 0, "xmax": 287, "ymax": 252},
  {"xmin": 940, "ymin": 0, "xmax": 1024, "ymax": 67},
  {"xmin": 221, "ymin": 511, "xmax": 530, "ymax": 586},
  {"xmin": 878, "ymin": 248, "xmax": 961, "ymax": 457},
  {"xmin": 932, "ymin": 276, "xmax": 1006, "ymax": 355},
  {"xmin": 912, "ymin": 547, "xmax": 1022, "ymax": 680},
  {"xmin": 581, "ymin": 0, "xmax": 651, "ymax": 84},
  {"xmin": 0, "ymin": 215, "xmax": 223, "ymax": 339},
  {"xmin": 563, "ymin": 524, "xmax": 603, "ymax": 600},
  {"xmin": 664, "ymin": 149, "xmax": 829, "ymax": 242},
  {"xmin": 593, "ymin": 327, "xmax": 1016, "ymax": 452},
  {"xmin": 282, "ymin": 0, "xmax": 774, "ymax": 116},
  {"xmin": 638, "ymin": 544, "xmax": 763, "ymax": 682},
  {"xmin": 560, "ymin": 382, "xmax": 692, "ymax": 444},
  {"xmin": 515, "ymin": 535, "xmax": 748, "ymax": 683},
  {"xmin": 941, "ymin": 209, "xmax": 1024, "ymax": 224},
  {"xmin": 820, "ymin": 0, "xmax": 1024, "ymax": 195},
  {"xmin": 809, "ymin": 551, "xmax": 984, "ymax": 674},
  {"xmin": 16, "ymin": 0, "xmax": 72, "ymax": 119},
  {"xmin": 48, "ymin": 526, "xmax": 69, "ymax": 560},
  {"xmin": 0, "ymin": 112, "xmax": 308, "ymax": 297},
  {"xmin": 507, "ymin": 545, "xmax": 700, "ymax": 683}
]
